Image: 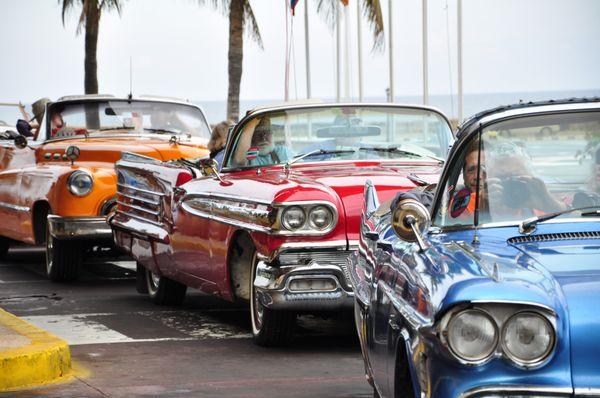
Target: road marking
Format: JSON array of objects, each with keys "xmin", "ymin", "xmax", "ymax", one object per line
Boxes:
[{"xmin": 22, "ymin": 311, "xmax": 251, "ymax": 346}]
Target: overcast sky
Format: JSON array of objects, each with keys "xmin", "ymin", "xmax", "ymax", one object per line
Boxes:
[{"xmin": 2, "ymin": 0, "xmax": 600, "ymax": 107}]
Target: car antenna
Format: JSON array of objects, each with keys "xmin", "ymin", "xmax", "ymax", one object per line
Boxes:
[
  {"xmin": 472, "ymin": 124, "xmax": 483, "ymax": 245},
  {"xmin": 128, "ymin": 57, "xmax": 133, "ymax": 103}
]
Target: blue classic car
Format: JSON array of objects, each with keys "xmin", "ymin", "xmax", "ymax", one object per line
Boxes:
[{"xmin": 350, "ymin": 98, "xmax": 600, "ymax": 398}]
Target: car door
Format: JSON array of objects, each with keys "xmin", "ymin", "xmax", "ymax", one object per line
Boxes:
[{"xmin": 0, "ymin": 140, "xmax": 35, "ymax": 242}]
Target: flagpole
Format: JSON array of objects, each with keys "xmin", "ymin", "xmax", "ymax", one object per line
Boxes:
[
  {"xmin": 422, "ymin": 0, "xmax": 429, "ymax": 105},
  {"xmin": 344, "ymin": 3, "xmax": 350, "ymax": 100},
  {"xmin": 304, "ymin": 0, "xmax": 311, "ymax": 99},
  {"xmin": 356, "ymin": 0, "xmax": 363, "ymax": 102},
  {"xmin": 336, "ymin": 1, "xmax": 342, "ymax": 102},
  {"xmin": 457, "ymin": 0, "xmax": 464, "ymax": 121},
  {"xmin": 388, "ymin": 0, "xmax": 394, "ymax": 103},
  {"xmin": 285, "ymin": 0, "xmax": 290, "ymax": 101}
]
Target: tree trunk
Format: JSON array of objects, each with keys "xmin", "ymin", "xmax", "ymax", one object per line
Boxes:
[
  {"xmin": 227, "ymin": 0, "xmax": 244, "ymax": 122},
  {"xmin": 84, "ymin": 4, "xmax": 100, "ymax": 94}
]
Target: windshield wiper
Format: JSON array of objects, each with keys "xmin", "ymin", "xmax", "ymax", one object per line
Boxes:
[
  {"xmin": 358, "ymin": 147, "xmax": 444, "ymax": 163},
  {"xmin": 519, "ymin": 205, "xmax": 600, "ymax": 233},
  {"xmin": 284, "ymin": 149, "xmax": 355, "ymax": 171}
]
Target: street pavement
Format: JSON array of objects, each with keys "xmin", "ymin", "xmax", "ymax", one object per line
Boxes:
[{"xmin": 0, "ymin": 248, "xmax": 371, "ymax": 398}]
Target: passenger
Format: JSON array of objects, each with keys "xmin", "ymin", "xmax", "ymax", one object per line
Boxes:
[
  {"xmin": 150, "ymin": 107, "xmax": 191, "ymax": 133},
  {"xmin": 16, "ymin": 98, "xmax": 50, "ymax": 139},
  {"xmin": 49, "ymin": 111, "xmax": 65, "ymax": 137},
  {"xmin": 207, "ymin": 120, "xmax": 231, "ymax": 170},
  {"xmin": 232, "ymin": 117, "xmax": 293, "ymax": 167},
  {"xmin": 448, "ymin": 138, "xmax": 487, "ymax": 220}
]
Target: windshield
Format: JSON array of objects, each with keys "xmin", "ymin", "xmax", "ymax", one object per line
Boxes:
[
  {"xmin": 435, "ymin": 111, "xmax": 600, "ymax": 228},
  {"xmin": 225, "ymin": 105, "xmax": 452, "ymax": 169},
  {"xmin": 45, "ymin": 100, "xmax": 210, "ymax": 140}
]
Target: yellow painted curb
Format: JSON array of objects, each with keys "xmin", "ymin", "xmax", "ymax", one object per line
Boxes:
[{"xmin": 0, "ymin": 308, "xmax": 71, "ymax": 391}]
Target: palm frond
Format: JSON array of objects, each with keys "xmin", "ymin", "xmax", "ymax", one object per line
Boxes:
[
  {"xmin": 60, "ymin": 0, "xmax": 81, "ymax": 26},
  {"xmin": 361, "ymin": 0, "xmax": 384, "ymax": 51},
  {"xmin": 196, "ymin": 0, "xmax": 229, "ymax": 17},
  {"xmin": 242, "ymin": 0, "xmax": 263, "ymax": 48},
  {"xmin": 315, "ymin": 0, "xmax": 337, "ymax": 32}
]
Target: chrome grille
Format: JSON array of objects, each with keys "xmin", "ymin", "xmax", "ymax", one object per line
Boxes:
[
  {"xmin": 116, "ymin": 182, "xmax": 164, "ymax": 226},
  {"xmin": 278, "ymin": 250, "xmax": 353, "ymax": 284},
  {"xmin": 508, "ymin": 231, "xmax": 600, "ymax": 244}
]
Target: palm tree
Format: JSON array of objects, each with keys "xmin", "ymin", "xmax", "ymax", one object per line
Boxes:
[
  {"xmin": 316, "ymin": 0, "xmax": 384, "ymax": 50},
  {"xmin": 60, "ymin": 0, "xmax": 123, "ymax": 94},
  {"xmin": 199, "ymin": 0, "xmax": 263, "ymax": 122}
]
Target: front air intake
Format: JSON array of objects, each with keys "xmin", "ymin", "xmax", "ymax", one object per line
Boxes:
[{"xmin": 508, "ymin": 231, "xmax": 600, "ymax": 244}]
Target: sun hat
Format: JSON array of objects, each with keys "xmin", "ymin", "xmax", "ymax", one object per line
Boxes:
[{"xmin": 30, "ymin": 98, "xmax": 51, "ymax": 123}]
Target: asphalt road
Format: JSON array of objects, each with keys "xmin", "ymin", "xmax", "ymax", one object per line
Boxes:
[{"xmin": 0, "ymin": 248, "xmax": 372, "ymax": 398}]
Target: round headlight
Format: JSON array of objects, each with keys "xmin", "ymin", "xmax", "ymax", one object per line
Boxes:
[
  {"xmin": 281, "ymin": 206, "xmax": 306, "ymax": 230},
  {"xmin": 308, "ymin": 205, "xmax": 334, "ymax": 230},
  {"xmin": 502, "ymin": 312, "xmax": 554, "ymax": 365},
  {"xmin": 67, "ymin": 170, "xmax": 94, "ymax": 197},
  {"xmin": 447, "ymin": 309, "xmax": 498, "ymax": 362}
]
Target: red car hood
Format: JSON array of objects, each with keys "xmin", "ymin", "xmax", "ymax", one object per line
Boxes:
[{"xmin": 247, "ymin": 161, "xmax": 443, "ymax": 243}]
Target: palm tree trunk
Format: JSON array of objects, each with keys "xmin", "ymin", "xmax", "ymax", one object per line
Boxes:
[
  {"xmin": 227, "ymin": 0, "xmax": 244, "ymax": 121},
  {"xmin": 84, "ymin": 4, "xmax": 100, "ymax": 94}
]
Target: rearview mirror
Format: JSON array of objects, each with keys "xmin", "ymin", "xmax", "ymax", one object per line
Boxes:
[
  {"xmin": 391, "ymin": 198, "xmax": 430, "ymax": 251},
  {"xmin": 198, "ymin": 157, "xmax": 218, "ymax": 177},
  {"xmin": 316, "ymin": 125, "xmax": 381, "ymax": 138}
]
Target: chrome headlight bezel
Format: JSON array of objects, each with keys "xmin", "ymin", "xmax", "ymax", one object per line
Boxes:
[
  {"xmin": 67, "ymin": 170, "xmax": 94, "ymax": 197},
  {"xmin": 501, "ymin": 310, "xmax": 556, "ymax": 367},
  {"xmin": 445, "ymin": 309, "xmax": 499, "ymax": 364},
  {"xmin": 275, "ymin": 201, "xmax": 338, "ymax": 235},
  {"xmin": 438, "ymin": 303, "xmax": 557, "ymax": 369},
  {"xmin": 281, "ymin": 206, "xmax": 306, "ymax": 230}
]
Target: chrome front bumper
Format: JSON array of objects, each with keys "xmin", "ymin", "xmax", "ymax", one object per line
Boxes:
[
  {"xmin": 47, "ymin": 215, "xmax": 112, "ymax": 240},
  {"xmin": 253, "ymin": 247, "xmax": 355, "ymax": 311}
]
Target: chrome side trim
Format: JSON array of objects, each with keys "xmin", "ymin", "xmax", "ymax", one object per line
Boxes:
[
  {"xmin": 575, "ymin": 388, "xmax": 600, "ymax": 396},
  {"xmin": 116, "ymin": 183, "xmax": 165, "ymax": 197},
  {"xmin": 468, "ymin": 299, "xmax": 556, "ymax": 315},
  {"xmin": 0, "ymin": 201, "xmax": 30, "ymax": 213},
  {"xmin": 182, "ymin": 192, "xmax": 272, "ymax": 206},
  {"xmin": 181, "ymin": 200, "xmax": 272, "ymax": 234},
  {"xmin": 458, "ymin": 385, "xmax": 572, "ymax": 398},
  {"xmin": 116, "ymin": 200, "xmax": 161, "ymax": 216}
]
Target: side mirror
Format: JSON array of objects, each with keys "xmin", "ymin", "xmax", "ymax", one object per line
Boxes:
[
  {"xmin": 391, "ymin": 198, "xmax": 430, "ymax": 252},
  {"xmin": 198, "ymin": 157, "xmax": 218, "ymax": 177},
  {"xmin": 14, "ymin": 135, "xmax": 28, "ymax": 149}
]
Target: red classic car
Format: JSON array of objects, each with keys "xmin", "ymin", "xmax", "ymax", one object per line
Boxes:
[{"xmin": 109, "ymin": 103, "xmax": 453, "ymax": 345}]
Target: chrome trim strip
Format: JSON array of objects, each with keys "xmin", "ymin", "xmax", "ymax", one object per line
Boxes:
[
  {"xmin": 116, "ymin": 200, "xmax": 160, "ymax": 216},
  {"xmin": 117, "ymin": 183, "xmax": 165, "ymax": 197},
  {"xmin": 182, "ymin": 192, "xmax": 272, "ymax": 206},
  {"xmin": 180, "ymin": 202, "xmax": 272, "ymax": 234},
  {"xmin": 117, "ymin": 192, "xmax": 160, "ymax": 206},
  {"xmin": 468, "ymin": 299, "xmax": 556, "ymax": 315},
  {"xmin": 459, "ymin": 385, "xmax": 572, "ymax": 398},
  {"xmin": 0, "ymin": 201, "xmax": 30, "ymax": 213},
  {"xmin": 575, "ymin": 388, "xmax": 600, "ymax": 396},
  {"xmin": 115, "ymin": 209, "xmax": 163, "ymax": 227},
  {"xmin": 268, "ymin": 240, "xmax": 348, "ymax": 262}
]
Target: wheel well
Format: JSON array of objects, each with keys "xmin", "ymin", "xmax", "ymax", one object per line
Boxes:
[
  {"xmin": 228, "ymin": 230, "xmax": 255, "ymax": 301},
  {"xmin": 32, "ymin": 201, "xmax": 51, "ymax": 245},
  {"xmin": 394, "ymin": 334, "xmax": 418, "ymax": 398}
]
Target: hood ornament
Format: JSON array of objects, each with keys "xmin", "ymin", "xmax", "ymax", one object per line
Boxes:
[{"xmin": 65, "ymin": 145, "xmax": 80, "ymax": 165}]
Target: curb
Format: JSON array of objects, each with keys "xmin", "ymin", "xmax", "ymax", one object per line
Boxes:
[{"xmin": 0, "ymin": 308, "xmax": 71, "ymax": 391}]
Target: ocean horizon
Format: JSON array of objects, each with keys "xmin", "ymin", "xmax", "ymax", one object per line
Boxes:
[{"xmin": 197, "ymin": 88, "xmax": 600, "ymax": 125}]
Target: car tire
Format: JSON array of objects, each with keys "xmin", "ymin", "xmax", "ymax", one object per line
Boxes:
[
  {"xmin": 393, "ymin": 344, "xmax": 416, "ymax": 398},
  {"xmin": 0, "ymin": 236, "xmax": 10, "ymax": 260},
  {"xmin": 136, "ymin": 262, "xmax": 149, "ymax": 294},
  {"xmin": 46, "ymin": 232, "xmax": 81, "ymax": 282},
  {"xmin": 249, "ymin": 251, "xmax": 296, "ymax": 346},
  {"xmin": 145, "ymin": 267, "xmax": 187, "ymax": 305}
]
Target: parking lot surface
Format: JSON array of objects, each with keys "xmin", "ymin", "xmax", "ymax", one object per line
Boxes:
[{"xmin": 0, "ymin": 248, "xmax": 371, "ymax": 398}]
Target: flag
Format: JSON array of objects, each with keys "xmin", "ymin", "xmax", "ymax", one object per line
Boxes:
[
  {"xmin": 246, "ymin": 147, "xmax": 259, "ymax": 161},
  {"xmin": 291, "ymin": 0, "xmax": 299, "ymax": 15}
]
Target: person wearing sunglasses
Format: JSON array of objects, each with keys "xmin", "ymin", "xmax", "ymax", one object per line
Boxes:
[{"xmin": 232, "ymin": 117, "xmax": 293, "ymax": 167}]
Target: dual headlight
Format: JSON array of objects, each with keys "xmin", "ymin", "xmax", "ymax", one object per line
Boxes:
[
  {"xmin": 279, "ymin": 204, "xmax": 336, "ymax": 233},
  {"xmin": 67, "ymin": 170, "xmax": 94, "ymax": 197},
  {"xmin": 444, "ymin": 308, "xmax": 555, "ymax": 366}
]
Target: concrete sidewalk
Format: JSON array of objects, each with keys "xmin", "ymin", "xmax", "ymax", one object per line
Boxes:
[{"xmin": 0, "ymin": 308, "xmax": 71, "ymax": 392}]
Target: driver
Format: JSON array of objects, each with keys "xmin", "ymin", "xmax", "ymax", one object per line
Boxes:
[
  {"xmin": 449, "ymin": 139, "xmax": 567, "ymax": 222},
  {"xmin": 232, "ymin": 117, "xmax": 293, "ymax": 167},
  {"xmin": 150, "ymin": 107, "xmax": 191, "ymax": 133}
]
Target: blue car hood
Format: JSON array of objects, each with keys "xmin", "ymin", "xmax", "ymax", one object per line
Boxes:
[{"xmin": 513, "ymin": 240, "xmax": 600, "ymax": 390}]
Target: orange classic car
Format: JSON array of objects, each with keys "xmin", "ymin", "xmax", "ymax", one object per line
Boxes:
[{"xmin": 0, "ymin": 94, "xmax": 211, "ymax": 281}]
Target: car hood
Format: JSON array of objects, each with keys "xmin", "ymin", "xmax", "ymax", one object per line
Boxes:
[
  {"xmin": 512, "ymin": 238, "xmax": 600, "ymax": 390},
  {"xmin": 433, "ymin": 226, "xmax": 600, "ymax": 390},
  {"xmin": 271, "ymin": 161, "xmax": 442, "ymax": 242},
  {"xmin": 38, "ymin": 136, "xmax": 208, "ymax": 169}
]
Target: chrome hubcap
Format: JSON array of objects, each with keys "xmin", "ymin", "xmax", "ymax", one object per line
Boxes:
[
  {"xmin": 46, "ymin": 234, "xmax": 54, "ymax": 275},
  {"xmin": 147, "ymin": 269, "xmax": 160, "ymax": 293},
  {"xmin": 250, "ymin": 255, "xmax": 264, "ymax": 333}
]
